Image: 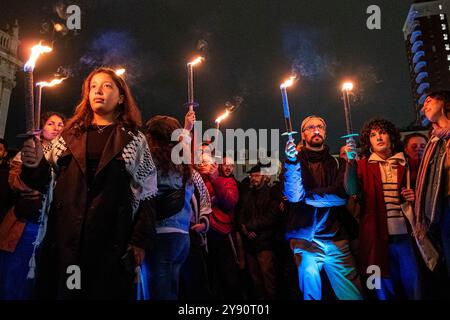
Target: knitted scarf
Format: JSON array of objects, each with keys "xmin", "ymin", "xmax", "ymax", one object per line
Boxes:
[{"xmin": 415, "ymin": 125, "xmax": 450, "ymax": 238}]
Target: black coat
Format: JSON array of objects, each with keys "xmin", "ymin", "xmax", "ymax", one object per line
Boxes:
[
  {"xmin": 284, "ymin": 147, "xmax": 357, "ymax": 241},
  {"xmin": 22, "ymin": 125, "xmax": 157, "ymax": 299},
  {"xmin": 238, "ymin": 184, "xmax": 279, "ymax": 253}
]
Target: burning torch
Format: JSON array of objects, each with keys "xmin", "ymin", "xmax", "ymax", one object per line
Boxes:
[
  {"xmin": 215, "ymin": 100, "xmax": 238, "ymax": 140},
  {"xmin": 115, "ymin": 68, "xmax": 126, "ymax": 77},
  {"xmin": 35, "ymin": 77, "xmax": 67, "ymax": 130},
  {"xmin": 215, "ymin": 109, "xmax": 230, "ymax": 133},
  {"xmin": 186, "ymin": 57, "xmax": 204, "ymax": 111},
  {"xmin": 341, "ymin": 82, "xmax": 357, "ymax": 139},
  {"xmin": 19, "ymin": 43, "xmax": 52, "ymax": 137},
  {"xmin": 280, "ymin": 76, "xmax": 297, "ymax": 143},
  {"xmin": 341, "ymin": 82, "xmax": 358, "ymax": 160}
]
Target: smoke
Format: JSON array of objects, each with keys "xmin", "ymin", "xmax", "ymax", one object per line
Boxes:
[
  {"xmin": 347, "ymin": 65, "xmax": 383, "ymax": 105},
  {"xmin": 282, "ymin": 25, "xmax": 339, "ymax": 81},
  {"xmin": 51, "ymin": 66, "xmax": 72, "ymax": 79},
  {"xmin": 226, "ymin": 96, "xmax": 245, "ymax": 112},
  {"xmin": 282, "ymin": 24, "xmax": 382, "ymax": 105},
  {"xmin": 80, "ymin": 31, "xmax": 135, "ymax": 67},
  {"xmin": 196, "ymin": 39, "xmax": 209, "ymax": 54},
  {"xmin": 78, "ymin": 31, "xmax": 158, "ymax": 88},
  {"xmin": 54, "ymin": 1, "xmax": 69, "ymax": 20}
]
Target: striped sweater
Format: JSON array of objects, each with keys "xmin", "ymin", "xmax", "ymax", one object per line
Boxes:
[{"xmin": 368, "ymin": 152, "xmax": 407, "ymax": 235}]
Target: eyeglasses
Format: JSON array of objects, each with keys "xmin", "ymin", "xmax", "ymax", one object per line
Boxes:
[{"xmin": 303, "ymin": 124, "xmax": 325, "ymax": 132}]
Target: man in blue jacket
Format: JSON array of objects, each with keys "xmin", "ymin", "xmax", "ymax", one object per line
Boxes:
[{"xmin": 284, "ymin": 115, "xmax": 362, "ymax": 300}]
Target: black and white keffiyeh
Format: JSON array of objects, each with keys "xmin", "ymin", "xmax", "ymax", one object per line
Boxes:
[{"xmin": 46, "ymin": 130, "xmax": 158, "ymax": 217}]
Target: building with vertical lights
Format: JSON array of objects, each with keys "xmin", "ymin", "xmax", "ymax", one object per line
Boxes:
[{"xmin": 403, "ymin": 0, "xmax": 450, "ymax": 125}]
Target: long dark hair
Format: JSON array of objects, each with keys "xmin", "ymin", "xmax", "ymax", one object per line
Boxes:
[
  {"xmin": 65, "ymin": 67, "xmax": 142, "ymax": 135},
  {"xmin": 145, "ymin": 115, "xmax": 192, "ymax": 183},
  {"xmin": 360, "ymin": 118, "xmax": 403, "ymax": 158}
]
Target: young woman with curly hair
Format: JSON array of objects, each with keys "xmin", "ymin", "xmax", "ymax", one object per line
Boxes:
[{"xmin": 344, "ymin": 118, "xmax": 422, "ymax": 300}]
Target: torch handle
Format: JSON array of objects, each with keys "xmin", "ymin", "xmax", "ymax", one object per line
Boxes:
[
  {"xmin": 187, "ymin": 65, "xmax": 194, "ymax": 111},
  {"xmin": 24, "ymin": 71, "xmax": 35, "ymax": 134},
  {"xmin": 35, "ymin": 85, "xmax": 42, "ymax": 130},
  {"xmin": 281, "ymin": 87, "xmax": 296, "ymax": 135},
  {"xmin": 284, "ymin": 117, "xmax": 294, "ymax": 134},
  {"xmin": 343, "ymin": 90, "xmax": 353, "ymax": 136},
  {"xmin": 281, "ymin": 88, "xmax": 291, "ymax": 119}
]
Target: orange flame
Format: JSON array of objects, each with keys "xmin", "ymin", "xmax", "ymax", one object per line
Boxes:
[
  {"xmin": 54, "ymin": 23, "xmax": 64, "ymax": 32},
  {"xmin": 187, "ymin": 56, "xmax": 204, "ymax": 67},
  {"xmin": 115, "ymin": 68, "xmax": 126, "ymax": 76},
  {"xmin": 215, "ymin": 110, "xmax": 230, "ymax": 124},
  {"xmin": 36, "ymin": 77, "xmax": 67, "ymax": 88},
  {"xmin": 280, "ymin": 76, "xmax": 296, "ymax": 89},
  {"xmin": 24, "ymin": 43, "xmax": 53, "ymax": 72},
  {"xmin": 342, "ymin": 82, "xmax": 354, "ymax": 91}
]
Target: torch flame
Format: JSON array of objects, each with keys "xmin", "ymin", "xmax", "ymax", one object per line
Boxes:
[
  {"xmin": 115, "ymin": 68, "xmax": 126, "ymax": 76},
  {"xmin": 187, "ymin": 57, "xmax": 204, "ymax": 67},
  {"xmin": 24, "ymin": 43, "xmax": 53, "ymax": 72},
  {"xmin": 36, "ymin": 77, "xmax": 67, "ymax": 88},
  {"xmin": 215, "ymin": 110, "xmax": 230, "ymax": 124},
  {"xmin": 54, "ymin": 23, "xmax": 64, "ymax": 32},
  {"xmin": 342, "ymin": 82, "xmax": 354, "ymax": 91},
  {"xmin": 280, "ymin": 76, "xmax": 296, "ymax": 89}
]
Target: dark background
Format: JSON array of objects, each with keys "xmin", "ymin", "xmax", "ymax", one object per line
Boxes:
[{"xmin": 1, "ymin": 0, "xmax": 415, "ymax": 153}]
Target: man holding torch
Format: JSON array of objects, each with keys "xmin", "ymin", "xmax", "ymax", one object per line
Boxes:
[{"xmin": 283, "ymin": 115, "xmax": 362, "ymax": 300}]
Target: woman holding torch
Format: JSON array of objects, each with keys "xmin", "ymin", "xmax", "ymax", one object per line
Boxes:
[
  {"xmin": 19, "ymin": 67, "xmax": 158, "ymax": 299},
  {"xmin": 0, "ymin": 111, "xmax": 65, "ymax": 300},
  {"xmin": 344, "ymin": 118, "xmax": 422, "ymax": 300},
  {"xmin": 143, "ymin": 112, "xmax": 211, "ymax": 300}
]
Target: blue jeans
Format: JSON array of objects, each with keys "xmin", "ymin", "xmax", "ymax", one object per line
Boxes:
[
  {"xmin": 145, "ymin": 232, "xmax": 190, "ymax": 300},
  {"xmin": 291, "ymin": 238, "xmax": 362, "ymax": 300},
  {"xmin": 375, "ymin": 235, "xmax": 422, "ymax": 300},
  {"xmin": 0, "ymin": 222, "xmax": 39, "ymax": 300}
]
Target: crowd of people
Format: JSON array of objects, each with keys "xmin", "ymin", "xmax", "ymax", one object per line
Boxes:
[{"xmin": 0, "ymin": 66, "xmax": 449, "ymax": 300}]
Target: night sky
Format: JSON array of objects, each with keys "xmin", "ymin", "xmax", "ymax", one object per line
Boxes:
[{"xmin": 2, "ymin": 0, "xmax": 414, "ymax": 153}]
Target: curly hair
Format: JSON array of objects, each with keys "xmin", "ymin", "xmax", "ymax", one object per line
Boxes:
[
  {"xmin": 144, "ymin": 115, "xmax": 192, "ymax": 183},
  {"xmin": 360, "ymin": 118, "xmax": 403, "ymax": 158}
]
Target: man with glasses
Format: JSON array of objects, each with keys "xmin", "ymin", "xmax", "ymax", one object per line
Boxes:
[{"xmin": 283, "ymin": 115, "xmax": 362, "ymax": 300}]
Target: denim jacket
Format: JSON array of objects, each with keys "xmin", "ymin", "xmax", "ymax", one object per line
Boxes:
[{"xmin": 156, "ymin": 170, "xmax": 194, "ymax": 233}]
